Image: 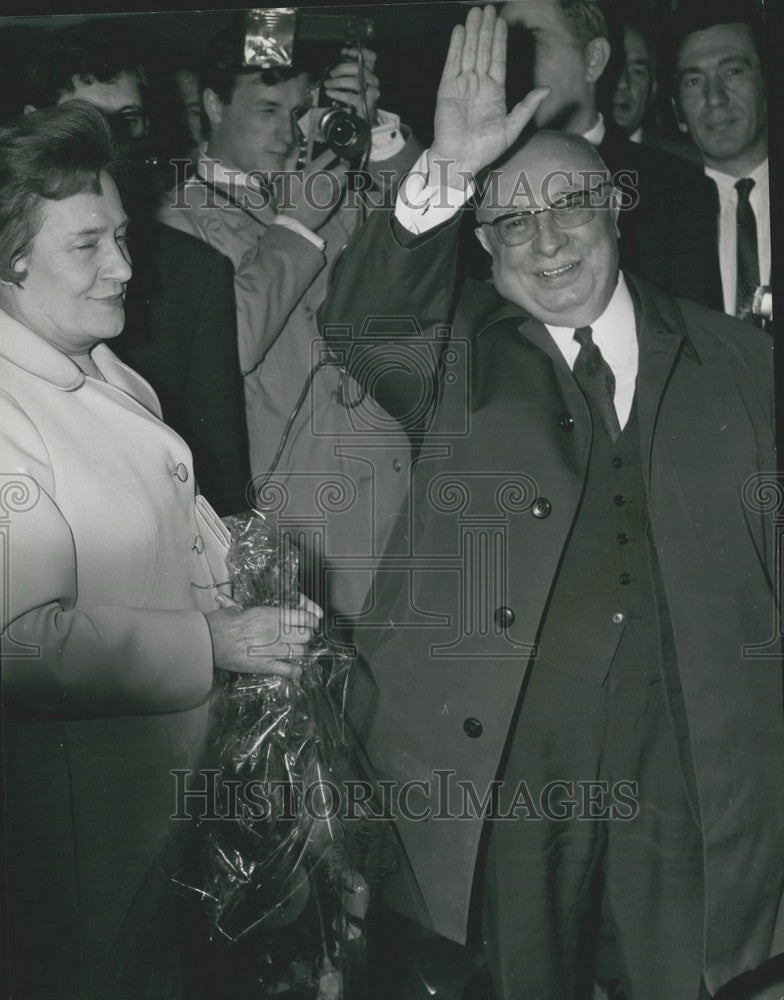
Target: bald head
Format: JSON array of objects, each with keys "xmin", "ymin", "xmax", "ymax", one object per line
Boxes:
[
  {"xmin": 474, "ymin": 131, "xmax": 621, "ymax": 329},
  {"xmin": 477, "ymin": 131, "xmax": 612, "ymax": 222}
]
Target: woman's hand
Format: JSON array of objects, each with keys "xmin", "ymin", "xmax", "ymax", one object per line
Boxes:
[{"xmin": 206, "ymin": 593, "xmax": 323, "ymax": 680}]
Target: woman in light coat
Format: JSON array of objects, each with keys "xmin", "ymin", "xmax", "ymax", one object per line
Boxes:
[{"xmin": 0, "ymin": 102, "xmax": 321, "ymax": 998}]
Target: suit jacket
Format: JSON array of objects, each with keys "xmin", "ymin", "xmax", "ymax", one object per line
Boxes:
[
  {"xmin": 0, "ymin": 307, "xmax": 230, "ymax": 997},
  {"xmin": 320, "ymin": 208, "xmax": 783, "ymax": 995},
  {"xmin": 117, "ymin": 220, "xmax": 250, "ymax": 516},
  {"xmin": 599, "ymin": 126, "xmax": 722, "ymax": 310}
]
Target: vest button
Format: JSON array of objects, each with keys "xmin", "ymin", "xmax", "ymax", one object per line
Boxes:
[
  {"xmin": 393, "ymin": 458, "xmax": 403, "ymax": 472},
  {"xmin": 494, "ymin": 606, "xmax": 515, "ymax": 628},
  {"xmin": 612, "ymin": 612, "xmax": 625, "ymax": 624},
  {"xmin": 463, "ymin": 718, "xmax": 483, "ymax": 739},
  {"xmin": 173, "ymin": 462, "xmax": 189, "ymax": 482},
  {"xmin": 531, "ymin": 498, "xmax": 552, "ymax": 519},
  {"xmin": 613, "ymin": 494, "xmax": 626, "ymax": 507},
  {"xmin": 612, "ymin": 456, "xmax": 624, "ymax": 469},
  {"xmin": 619, "ymin": 573, "xmax": 632, "ymax": 585},
  {"xmin": 559, "ymin": 412, "xmax": 574, "ymax": 431},
  {"xmin": 616, "ymin": 532, "xmax": 629, "ymax": 545}
]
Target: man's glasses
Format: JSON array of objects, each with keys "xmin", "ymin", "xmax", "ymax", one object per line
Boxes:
[
  {"xmin": 483, "ymin": 183, "xmax": 615, "ymax": 247},
  {"xmin": 106, "ymin": 110, "xmax": 150, "ymax": 140}
]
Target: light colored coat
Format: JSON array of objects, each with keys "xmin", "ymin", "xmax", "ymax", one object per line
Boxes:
[
  {"xmin": 0, "ymin": 307, "xmax": 229, "ymax": 996},
  {"xmin": 159, "ymin": 156, "xmax": 416, "ymax": 618}
]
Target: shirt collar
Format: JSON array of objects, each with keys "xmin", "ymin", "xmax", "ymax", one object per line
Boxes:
[
  {"xmin": 545, "ymin": 272, "xmax": 636, "ymax": 369},
  {"xmin": 629, "ymin": 127, "xmax": 643, "ymax": 144},
  {"xmin": 195, "ymin": 143, "xmax": 267, "ymax": 192},
  {"xmin": 704, "ymin": 156, "xmax": 768, "ymax": 196},
  {"xmin": 582, "ymin": 112, "xmax": 606, "ymax": 148}
]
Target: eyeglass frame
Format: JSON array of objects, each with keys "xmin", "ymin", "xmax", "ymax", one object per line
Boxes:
[{"xmin": 481, "ymin": 180, "xmax": 617, "ymax": 247}]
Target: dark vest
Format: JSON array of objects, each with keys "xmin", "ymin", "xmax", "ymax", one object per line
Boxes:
[{"xmin": 534, "ymin": 390, "xmax": 662, "ymax": 686}]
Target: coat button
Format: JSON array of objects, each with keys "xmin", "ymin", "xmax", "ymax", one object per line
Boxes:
[
  {"xmin": 612, "ymin": 456, "xmax": 624, "ymax": 469},
  {"xmin": 193, "ymin": 534, "xmax": 204, "ymax": 555},
  {"xmin": 613, "ymin": 494, "xmax": 626, "ymax": 507},
  {"xmin": 612, "ymin": 612, "xmax": 625, "ymax": 624},
  {"xmin": 494, "ymin": 606, "xmax": 515, "ymax": 628},
  {"xmin": 463, "ymin": 718, "xmax": 483, "ymax": 739},
  {"xmin": 559, "ymin": 412, "xmax": 574, "ymax": 431},
  {"xmin": 393, "ymin": 458, "xmax": 402, "ymax": 472},
  {"xmin": 619, "ymin": 573, "xmax": 632, "ymax": 585},
  {"xmin": 616, "ymin": 532, "xmax": 629, "ymax": 545},
  {"xmin": 173, "ymin": 462, "xmax": 189, "ymax": 482},
  {"xmin": 531, "ymin": 497, "xmax": 552, "ymax": 519}
]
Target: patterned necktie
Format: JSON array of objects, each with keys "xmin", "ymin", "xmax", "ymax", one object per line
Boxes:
[
  {"xmin": 735, "ymin": 177, "xmax": 761, "ymax": 324},
  {"xmin": 572, "ymin": 326, "xmax": 621, "ymax": 442}
]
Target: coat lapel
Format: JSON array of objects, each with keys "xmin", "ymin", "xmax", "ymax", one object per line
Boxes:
[{"xmin": 626, "ymin": 274, "xmax": 700, "ymax": 489}]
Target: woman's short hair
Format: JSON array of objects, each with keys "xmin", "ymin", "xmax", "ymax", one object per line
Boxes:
[{"xmin": 0, "ymin": 101, "xmax": 125, "ymax": 284}]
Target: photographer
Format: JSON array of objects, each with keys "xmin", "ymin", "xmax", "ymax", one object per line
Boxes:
[{"xmin": 160, "ymin": 29, "xmax": 419, "ymax": 622}]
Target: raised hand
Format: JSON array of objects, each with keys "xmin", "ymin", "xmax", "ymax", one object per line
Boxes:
[{"xmin": 432, "ymin": 6, "xmax": 549, "ymax": 180}]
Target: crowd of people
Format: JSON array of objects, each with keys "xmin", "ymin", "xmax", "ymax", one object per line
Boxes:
[{"xmin": 0, "ymin": 1, "xmax": 777, "ymax": 999}]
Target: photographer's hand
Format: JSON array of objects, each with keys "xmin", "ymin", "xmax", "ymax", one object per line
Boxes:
[
  {"xmin": 274, "ymin": 148, "xmax": 349, "ymax": 233},
  {"xmin": 431, "ymin": 6, "xmax": 549, "ymax": 186},
  {"xmin": 324, "ymin": 47, "xmax": 380, "ymax": 125}
]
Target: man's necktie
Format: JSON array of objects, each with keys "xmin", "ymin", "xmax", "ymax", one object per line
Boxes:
[
  {"xmin": 735, "ymin": 177, "xmax": 761, "ymax": 324},
  {"xmin": 572, "ymin": 326, "xmax": 621, "ymax": 442}
]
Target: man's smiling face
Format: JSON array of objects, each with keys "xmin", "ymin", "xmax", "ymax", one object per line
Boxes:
[{"xmin": 476, "ymin": 132, "xmax": 620, "ymax": 329}]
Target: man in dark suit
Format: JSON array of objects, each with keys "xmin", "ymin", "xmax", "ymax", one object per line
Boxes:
[
  {"xmin": 320, "ymin": 8, "xmax": 783, "ymax": 998},
  {"xmin": 22, "ymin": 23, "xmax": 250, "ymax": 515},
  {"xmin": 499, "ymin": 0, "xmax": 723, "ymax": 309}
]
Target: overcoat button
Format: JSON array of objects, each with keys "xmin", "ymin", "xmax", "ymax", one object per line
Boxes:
[
  {"xmin": 613, "ymin": 494, "xmax": 626, "ymax": 507},
  {"xmin": 173, "ymin": 463, "xmax": 189, "ymax": 482},
  {"xmin": 617, "ymin": 532, "xmax": 629, "ymax": 545},
  {"xmin": 619, "ymin": 573, "xmax": 632, "ymax": 585},
  {"xmin": 559, "ymin": 412, "xmax": 574, "ymax": 431},
  {"xmin": 463, "ymin": 718, "xmax": 483, "ymax": 739},
  {"xmin": 193, "ymin": 535, "xmax": 204, "ymax": 555},
  {"xmin": 494, "ymin": 606, "xmax": 515, "ymax": 627},
  {"xmin": 531, "ymin": 498, "xmax": 552, "ymax": 519},
  {"xmin": 612, "ymin": 612, "xmax": 625, "ymax": 624},
  {"xmin": 612, "ymin": 456, "xmax": 624, "ymax": 469}
]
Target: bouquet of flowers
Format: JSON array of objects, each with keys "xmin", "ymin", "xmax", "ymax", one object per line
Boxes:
[{"xmin": 191, "ymin": 510, "xmax": 369, "ymax": 998}]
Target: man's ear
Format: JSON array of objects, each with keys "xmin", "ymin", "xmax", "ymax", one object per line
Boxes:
[
  {"xmin": 585, "ymin": 37, "xmax": 611, "ymax": 84},
  {"xmin": 203, "ymin": 88, "xmax": 224, "ymax": 128},
  {"xmin": 671, "ymin": 96, "xmax": 689, "ymax": 133},
  {"xmin": 475, "ymin": 226, "xmax": 492, "ymax": 256}
]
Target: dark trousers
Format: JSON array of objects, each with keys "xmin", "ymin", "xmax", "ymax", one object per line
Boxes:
[{"xmin": 482, "ymin": 645, "xmax": 705, "ymax": 1000}]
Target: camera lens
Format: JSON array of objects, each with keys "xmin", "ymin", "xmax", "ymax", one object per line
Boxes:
[{"xmin": 320, "ymin": 108, "xmax": 370, "ymax": 159}]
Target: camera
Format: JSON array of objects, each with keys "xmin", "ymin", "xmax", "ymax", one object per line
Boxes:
[
  {"xmin": 244, "ymin": 8, "xmax": 374, "ymax": 161},
  {"xmin": 297, "ymin": 95, "xmax": 370, "ymax": 161}
]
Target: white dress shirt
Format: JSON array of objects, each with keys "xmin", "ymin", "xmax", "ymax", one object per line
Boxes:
[
  {"xmin": 395, "ymin": 151, "xmax": 638, "ymax": 429},
  {"xmin": 704, "ymin": 157, "xmax": 770, "ymax": 316}
]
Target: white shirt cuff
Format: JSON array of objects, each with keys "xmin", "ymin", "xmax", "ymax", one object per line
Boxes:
[
  {"xmin": 369, "ymin": 109, "xmax": 407, "ymax": 162},
  {"xmin": 271, "ymin": 215, "xmax": 326, "ymax": 252},
  {"xmin": 394, "ymin": 149, "xmax": 474, "ymax": 235}
]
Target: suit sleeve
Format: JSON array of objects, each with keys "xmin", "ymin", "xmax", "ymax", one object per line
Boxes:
[
  {"xmin": 184, "ymin": 251, "xmax": 251, "ymax": 516},
  {"xmin": 319, "ymin": 205, "xmax": 461, "ymax": 428},
  {"xmin": 0, "ymin": 394, "xmax": 214, "ymax": 718}
]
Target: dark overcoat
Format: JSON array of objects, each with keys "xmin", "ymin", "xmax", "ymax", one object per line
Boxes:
[{"xmin": 320, "ymin": 209, "xmax": 784, "ymax": 995}]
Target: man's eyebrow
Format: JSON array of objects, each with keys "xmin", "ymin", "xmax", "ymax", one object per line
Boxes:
[{"xmin": 679, "ymin": 53, "xmax": 754, "ymax": 77}]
